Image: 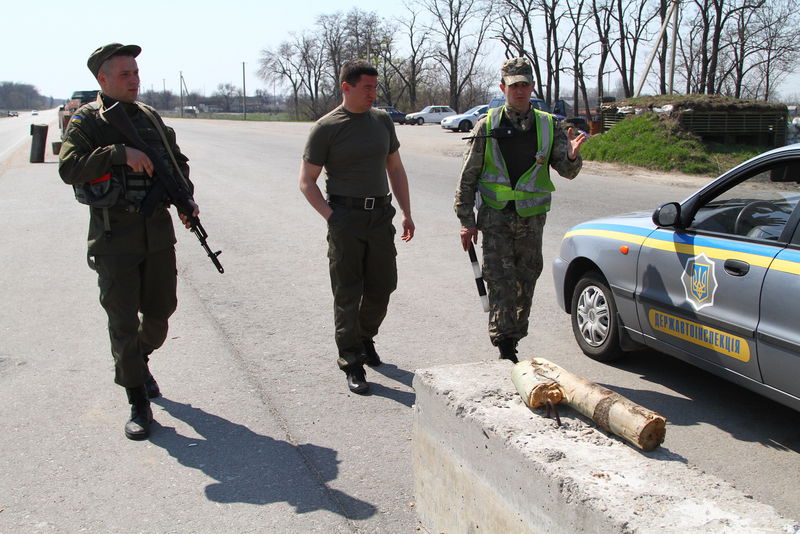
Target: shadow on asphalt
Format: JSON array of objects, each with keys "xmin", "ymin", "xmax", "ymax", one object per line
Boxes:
[
  {"xmin": 367, "ymin": 363, "xmax": 416, "ymax": 407},
  {"xmin": 603, "ymin": 349, "xmax": 800, "ymax": 454},
  {"xmin": 149, "ymin": 398, "xmax": 378, "ymax": 520}
]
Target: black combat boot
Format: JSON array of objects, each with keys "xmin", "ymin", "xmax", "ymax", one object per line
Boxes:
[
  {"xmin": 362, "ymin": 338, "xmax": 382, "ymax": 367},
  {"xmin": 143, "ymin": 353, "xmax": 161, "ymax": 399},
  {"xmin": 124, "ymin": 386, "xmax": 153, "ymax": 440},
  {"xmin": 144, "ymin": 370, "xmax": 161, "ymax": 399},
  {"xmin": 345, "ymin": 365, "xmax": 370, "ymax": 395},
  {"xmin": 497, "ymin": 339, "xmax": 519, "ymax": 363}
]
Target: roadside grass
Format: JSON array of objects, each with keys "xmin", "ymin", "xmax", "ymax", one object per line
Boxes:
[{"xmin": 582, "ymin": 114, "xmax": 767, "ymax": 176}]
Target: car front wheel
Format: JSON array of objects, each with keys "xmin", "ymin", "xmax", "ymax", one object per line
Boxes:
[
  {"xmin": 570, "ymin": 271, "xmax": 623, "ymax": 361},
  {"xmin": 459, "ymin": 120, "xmax": 471, "ymax": 132},
  {"xmin": 416, "ymin": 117, "xmax": 424, "ymax": 125}
]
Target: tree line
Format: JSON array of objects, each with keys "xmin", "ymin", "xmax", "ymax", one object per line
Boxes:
[
  {"xmin": 0, "ymin": 82, "xmax": 51, "ymax": 110},
  {"xmin": 257, "ymin": 0, "xmax": 800, "ymax": 120},
  {"xmin": 138, "ymin": 84, "xmax": 283, "ymax": 114}
]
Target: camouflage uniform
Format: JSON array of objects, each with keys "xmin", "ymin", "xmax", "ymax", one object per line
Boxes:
[{"xmin": 454, "ymin": 61, "xmax": 582, "ymax": 348}]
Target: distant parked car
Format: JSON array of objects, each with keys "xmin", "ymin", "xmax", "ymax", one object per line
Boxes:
[
  {"xmin": 31, "ymin": 110, "xmax": 38, "ymax": 115},
  {"xmin": 441, "ymin": 105, "xmax": 489, "ymax": 132},
  {"xmin": 7, "ymin": 111, "xmax": 18, "ymax": 117},
  {"xmin": 488, "ymin": 96, "xmax": 550, "ymax": 112},
  {"xmin": 405, "ymin": 105, "xmax": 457, "ymax": 125},
  {"xmin": 377, "ymin": 105, "xmax": 406, "ymax": 124}
]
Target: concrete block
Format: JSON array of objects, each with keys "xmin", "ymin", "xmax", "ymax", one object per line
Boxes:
[{"xmin": 412, "ymin": 361, "xmax": 798, "ymax": 533}]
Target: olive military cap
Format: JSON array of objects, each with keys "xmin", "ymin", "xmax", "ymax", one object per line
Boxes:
[
  {"xmin": 501, "ymin": 57, "xmax": 533, "ymax": 85},
  {"xmin": 87, "ymin": 43, "xmax": 141, "ymax": 78}
]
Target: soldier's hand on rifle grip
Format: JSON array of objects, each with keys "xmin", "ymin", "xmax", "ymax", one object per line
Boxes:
[
  {"xmin": 461, "ymin": 226, "xmax": 478, "ymax": 251},
  {"xmin": 179, "ymin": 200, "xmax": 200, "ymax": 229},
  {"xmin": 125, "ymin": 147, "xmax": 154, "ymax": 176}
]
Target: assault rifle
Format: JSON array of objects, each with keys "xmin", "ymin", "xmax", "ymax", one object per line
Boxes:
[{"xmin": 101, "ymin": 95, "xmax": 224, "ymax": 273}]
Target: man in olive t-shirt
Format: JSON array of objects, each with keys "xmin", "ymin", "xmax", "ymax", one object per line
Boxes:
[{"xmin": 299, "ymin": 59, "xmax": 415, "ymax": 395}]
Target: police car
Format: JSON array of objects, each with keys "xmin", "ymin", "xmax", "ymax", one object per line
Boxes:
[{"xmin": 553, "ymin": 144, "xmax": 800, "ymax": 411}]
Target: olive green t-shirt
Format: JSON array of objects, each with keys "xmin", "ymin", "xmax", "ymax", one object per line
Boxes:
[{"xmin": 303, "ymin": 105, "xmax": 400, "ymax": 197}]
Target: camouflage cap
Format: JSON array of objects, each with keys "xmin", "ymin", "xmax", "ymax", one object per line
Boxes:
[
  {"xmin": 501, "ymin": 57, "xmax": 533, "ymax": 85},
  {"xmin": 87, "ymin": 43, "xmax": 141, "ymax": 78}
]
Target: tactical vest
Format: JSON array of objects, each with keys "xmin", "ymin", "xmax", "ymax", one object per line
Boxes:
[
  {"xmin": 73, "ymin": 99, "xmax": 166, "ymax": 208},
  {"xmin": 478, "ymin": 106, "xmax": 555, "ymax": 217}
]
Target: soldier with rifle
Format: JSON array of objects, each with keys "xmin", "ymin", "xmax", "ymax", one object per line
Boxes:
[{"xmin": 59, "ymin": 43, "xmax": 220, "ymax": 440}]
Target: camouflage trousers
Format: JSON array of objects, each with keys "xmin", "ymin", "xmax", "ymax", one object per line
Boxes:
[
  {"xmin": 92, "ymin": 247, "xmax": 178, "ymax": 388},
  {"xmin": 477, "ymin": 205, "xmax": 546, "ymax": 345}
]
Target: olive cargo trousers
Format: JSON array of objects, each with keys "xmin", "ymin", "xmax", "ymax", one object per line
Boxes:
[
  {"xmin": 326, "ymin": 203, "xmax": 397, "ymax": 370},
  {"xmin": 93, "ymin": 247, "xmax": 178, "ymax": 387}
]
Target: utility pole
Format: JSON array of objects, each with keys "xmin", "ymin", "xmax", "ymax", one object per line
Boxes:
[
  {"xmin": 179, "ymin": 71, "xmax": 184, "ymax": 118},
  {"xmin": 242, "ymin": 62, "xmax": 247, "ymax": 121},
  {"xmin": 635, "ymin": 0, "xmax": 680, "ymax": 97}
]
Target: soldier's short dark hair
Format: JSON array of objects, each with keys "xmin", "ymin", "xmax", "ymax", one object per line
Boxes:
[{"xmin": 340, "ymin": 60, "xmax": 378, "ymax": 86}]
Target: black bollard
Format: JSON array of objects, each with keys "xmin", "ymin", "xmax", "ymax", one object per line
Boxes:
[{"xmin": 30, "ymin": 124, "xmax": 48, "ymax": 163}]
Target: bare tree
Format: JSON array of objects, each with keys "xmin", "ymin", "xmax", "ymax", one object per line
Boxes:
[
  {"xmin": 494, "ymin": 0, "xmax": 547, "ymax": 99},
  {"xmin": 542, "ymin": 0, "xmax": 571, "ymax": 105},
  {"xmin": 214, "ymin": 83, "xmax": 241, "ymax": 112},
  {"xmin": 389, "ymin": 4, "xmax": 433, "ymax": 110},
  {"xmin": 564, "ymin": 0, "xmax": 595, "ymax": 117},
  {"xmin": 608, "ymin": 0, "xmax": 659, "ymax": 98},
  {"xmin": 258, "ymin": 43, "xmax": 303, "ymax": 119},
  {"xmin": 752, "ymin": 0, "xmax": 800, "ymax": 100},
  {"xmin": 591, "ymin": 0, "xmax": 614, "ymax": 101},
  {"xmin": 317, "ymin": 12, "xmax": 348, "ymax": 101},
  {"xmin": 344, "ymin": 8, "xmax": 383, "ymax": 62},
  {"xmin": 421, "ymin": 0, "xmax": 494, "ymax": 111},
  {"xmin": 294, "ymin": 32, "xmax": 329, "ymax": 118}
]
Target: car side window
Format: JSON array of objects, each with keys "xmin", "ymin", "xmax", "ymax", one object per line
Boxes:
[{"xmin": 689, "ymin": 160, "xmax": 800, "ymax": 242}]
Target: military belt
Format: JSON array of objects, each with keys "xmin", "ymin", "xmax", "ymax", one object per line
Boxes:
[{"xmin": 328, "ymin": 194, "xmax": 392, "ymax": 210}]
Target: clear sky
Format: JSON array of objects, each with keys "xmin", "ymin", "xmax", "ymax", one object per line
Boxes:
[
  {"xmin": 2, "ymin": 0, "xmax": 412, "ymax": 99},
  {"xmin": 3, "ymin": 0, "xmax": 798, "ymax": 103}
]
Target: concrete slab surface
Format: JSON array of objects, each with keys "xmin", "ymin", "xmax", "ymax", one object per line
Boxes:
[{"xmin": 413, "ymin": 361, "xmax": 800, "ymax": 533}]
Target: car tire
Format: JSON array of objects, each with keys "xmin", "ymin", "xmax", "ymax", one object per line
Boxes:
[
  {"xmin": 570, "ymin": 271, "xmax": 623, "ymax": 362},
  {"xmin": 416, "ymin": 117, "xmax": 424, "ymax": 125},
  {"xmin": 459, "ymin": 120, "xmax": 471, "ymax": 133}
]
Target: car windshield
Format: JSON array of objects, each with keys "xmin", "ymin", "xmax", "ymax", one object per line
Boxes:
[{"xmin": 464, "ymin": 105, "xmax": 486, "ymax": 115}]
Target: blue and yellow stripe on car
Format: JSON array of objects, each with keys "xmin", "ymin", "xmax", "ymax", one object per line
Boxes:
[{"xmin": 565, "ymin": 222, "xmax": 800, "ymax": 276}]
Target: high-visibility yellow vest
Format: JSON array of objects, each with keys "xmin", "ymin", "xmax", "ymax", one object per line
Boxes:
[{"xmin": 478, "ymin": 106, "xmax": 555, "ymax": 217}]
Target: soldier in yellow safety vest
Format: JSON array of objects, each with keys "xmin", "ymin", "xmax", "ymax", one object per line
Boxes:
[{"xmin": 454, "ymin": 57, "xmax": 587, "ymax": 362}]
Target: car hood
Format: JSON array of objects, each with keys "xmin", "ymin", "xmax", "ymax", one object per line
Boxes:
[{"xmin": 566, "ymin": 210, "xmax": 657, "ymax": 235}]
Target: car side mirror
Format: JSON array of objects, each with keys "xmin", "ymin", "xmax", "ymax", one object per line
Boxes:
[{"xmin": 653, "ymin": 202, "xmax": 681, "ymax": 227}]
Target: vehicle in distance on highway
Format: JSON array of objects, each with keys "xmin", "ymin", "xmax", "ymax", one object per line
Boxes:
[
  {"xmin": 377, "ymin": 105, "xmax": 406, "ymax": 124},
  {"xmin": 441, "ymin": 105, "xmax": 489, "ymax": 132},
  {"xmin": 553, "ymin": 144, "xmax": 800, "ymax": 411},
  {"xmin": 405, "ymin": 105, "xmax": 456, "ymax": 125}
]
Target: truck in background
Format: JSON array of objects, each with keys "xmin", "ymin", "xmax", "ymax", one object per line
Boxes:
[{"xmin": 58, "ymin": 90, "xmax": 99, "ymax": 137}]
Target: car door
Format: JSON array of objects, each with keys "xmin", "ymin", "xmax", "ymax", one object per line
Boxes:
[
  {"xmin": 635, "ymin": 158, "xmax": 800, "ymax": 381},
  {"xmin": 755, "ymin": 162, "xmax": 800, "ymax": 399}
]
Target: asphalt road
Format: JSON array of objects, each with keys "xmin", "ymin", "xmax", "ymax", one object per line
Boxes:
[{"xmin": 0, "ymin": 115, "xmax": 797, "ymax": 533}]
